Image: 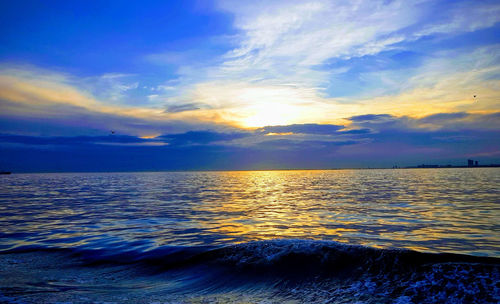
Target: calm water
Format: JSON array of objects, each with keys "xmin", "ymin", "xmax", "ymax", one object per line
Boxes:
[
  {"xmin": 1, "ymin": 168, "xmax": 499, "ymax": 256},
  {"xmin": 0, "ymin": 168, "xmax": 499, "ymax": 303}
]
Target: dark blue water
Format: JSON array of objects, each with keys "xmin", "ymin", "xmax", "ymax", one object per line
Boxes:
[{"xmin": 0, "ymin": 169, "xmax": 499, "ymax": 303}]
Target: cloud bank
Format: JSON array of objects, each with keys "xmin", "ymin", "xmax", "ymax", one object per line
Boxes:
[{"xmin": 1, "ymin": 112, "xmax": 498, "ymax": 171}]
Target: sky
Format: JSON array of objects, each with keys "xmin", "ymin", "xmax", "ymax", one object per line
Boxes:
[{"xmin": 0, "ymin": 0, "xmax": 499, "ymax": 172}]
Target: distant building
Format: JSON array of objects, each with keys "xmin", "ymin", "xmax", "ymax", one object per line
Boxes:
[
  {"xmin": 475, "ymin": 161, "xmax": 478, "ymax": 166},
  {"xmin": 468, "ymin": 159, "xmax": 474, "ymax": 167}
]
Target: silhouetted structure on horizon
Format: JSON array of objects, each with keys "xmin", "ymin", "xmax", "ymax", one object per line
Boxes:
[
  {"xmin": 405, "ymin": 159, "xmax": 499, "ymax": 169},
  {"xmin": 468, "ymin": 159, "xmax": 480, "ymax": 167}
]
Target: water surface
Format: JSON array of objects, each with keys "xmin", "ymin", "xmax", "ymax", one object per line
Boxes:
[
  {"xmin": 1, "ymin": 168, "xmax": 498, "ymax": 256},
  {"xmin": 0, "ymin": 168, "xmax": 499, "ymax": 303}
]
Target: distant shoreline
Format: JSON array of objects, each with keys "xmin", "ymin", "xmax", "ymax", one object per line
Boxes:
[
  {"xmin": 2, "ymin": 165, "xmax": 500, "ymax": 174},
  {"xmin": 402, "ymin": 164, "xmax": 500, "ymax": 169}
]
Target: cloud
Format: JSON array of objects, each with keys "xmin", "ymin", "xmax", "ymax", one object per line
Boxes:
[
  {"xmin": 338, "ymin": 128, "xmax": 371, "ymax": 135},
  {"xmin": 418, "ymin": 112, "xmax": 469, "ymax": 122},
  {"xmin": 339, "ymin": 44, "xmax": 500, "ymax": 119},
  {"xmin": 0, "ymin": 66, "xmax": 151, "ymax": 117},
  {"xmin": 164, "ymin": 103, "xmax": 203, "ymax": 113},
  {"xmin": 413, "ymin": 112, "xmax": 500, "ymax": 130},
  {"xmin": 82, "ymin": 73, "xmax": 139, "ymax": 103},
  {"xmin": 415, "ymin": 0, "xmax": 500, "ymax": 37},
  {"xmin": 216, "ymin": 0, "xmax": 500, "ymax": 76},
  {"xmin": 0, "ymin": 134, "xmax": 155, "ymax": 147},
  {"xmin": 159, "ymin": 130, "xmax": 250, "ymax": 146},
  {"xmin": 0, "ymin": 66, "xmax": 245, "ymax": 136},
  {"xmin": 348, "ymin": 111, "xmax": 500, "ymax": 132},
  {"xmin": 255, "ymin": 138, "xmax": 359, "ymax": 150},
  {"xmin": 1, "ymin": 111, "xmax": 499, "ymax": 171},
  {"xmin": 142, "ymin": 2, "xmax": 500, "ymax": 128},
  {"xmin": 0, "ymin": 68, "xmax": 99, "ymax": 109},
  {"xmin": 218, "ymin": 0, "xmax": 414, "ymax": 66},
  {"xmin": 1, "ymin": 1, "xmax": 499, "ymax": 135},
  {"xmin": 349, "ymin": 114, "xmax": 394, "ymax": 122},
  {"xmin": 261, "ymin": 124, "xmax": 344, "ymax": 135},
  {"xmin": 170, "ymin": 81, "xmax": 339, "ymax": 128},
  {"xmin": 0, "ymin": 130, "xmax": 250, "ymax": 149}
]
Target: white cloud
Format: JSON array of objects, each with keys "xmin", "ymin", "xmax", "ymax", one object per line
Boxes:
[
  {"xmin": 350, "ymin": 45, "xmax": 500, "ymax": 116},
  {"xmin": 80, "ymin": 74, "xmax": 139, "ymax": 103},
  {"xmin": 216, "ymin": 0, "xmax": 419, "ymax": 82},
  {"xmin": 2, "ymin": 1, "xmax": 499, "ymax": 131},
  {"xmin": 218, "ymin": 0, "xmax": 500, "ymax": 70},
  {"xmin": 139, "ymin": 0, "xmax": 489, "ymax": 127},
  {"xmin": 172, "ymin": 43, "xmax": 500, "ymax": 128},
  {"xmin": 415, "ymin": 1, "xmax": 500, "ymax": 37}
]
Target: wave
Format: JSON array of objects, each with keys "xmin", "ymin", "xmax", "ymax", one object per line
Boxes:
[
  {"xmin": 3, "ymin": 240, "xmax": 499, "ymax": 303},
  {"xmin": 4, "ymin": 239, "xmax": 499, "ymax": 271}
]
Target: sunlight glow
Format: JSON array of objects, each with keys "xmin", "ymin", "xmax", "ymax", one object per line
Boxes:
[
  {"xmin": 265, "ymin": 132, "xmax": 294, "ymax": 136},
  {"xmin": 239, "ymin": 103, "xmax": 304, "ymax": 128},
  {"xmin": 139, "ymin": 134, "xmax": 160, "ymax": 139}
]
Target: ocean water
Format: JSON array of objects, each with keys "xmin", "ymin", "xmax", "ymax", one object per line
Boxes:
[{"xmin": 0, "ymin": 168, "xmax": 499, "ymax": 303}]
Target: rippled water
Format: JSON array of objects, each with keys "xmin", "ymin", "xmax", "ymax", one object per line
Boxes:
[
  {"xmin": 1, "ymin": 168, "xmax": 499, "ymax": 256},
  {"xmin": 1, "ymin": 169, "xmax": 500, "ymax": 303}
]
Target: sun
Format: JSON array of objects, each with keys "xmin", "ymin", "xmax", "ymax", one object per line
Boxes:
[
  {"xmin": 181, "ymin": 82, "xmax": 338, "ymax": 128},
  {"xmin": 239, "ymin": 102, "xmax": 304, "ymax": 128},
  {"xmin": 221, "ymin": 84, "xmax": 322, "ymax": 128}
]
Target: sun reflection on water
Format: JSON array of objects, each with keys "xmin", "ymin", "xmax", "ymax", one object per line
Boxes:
[{"xmin": 0, "ymin": 169, "xmax": 499, "ymax": 256}]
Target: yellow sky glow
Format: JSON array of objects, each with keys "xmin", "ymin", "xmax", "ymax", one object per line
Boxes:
[{"xmin": 1, "ymin": 67, "xmax": 499, "ymax": 132}]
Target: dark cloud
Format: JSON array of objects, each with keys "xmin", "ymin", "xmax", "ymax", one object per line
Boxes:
[
  {"xmin": 417, "ymin": 112, "xmax": 469, "ymax": 123},
  {"xmin": 0, "ymin": 99, "xmax": 225, "ymax": 137},
  {"xmin": 261, "ymin": 123, "xmax": 344, "ymax": 135},
  {"xmin": 1, "ymin": 112, "xmax": 499, "ymax": 172},
  {"xmin": 164, "ymin": 103, "xmax": 202, "ymax": 113},
  {"xmin": 0, "ymin": 134, "xmax": 150, "ymax": 146},
  {"xmin": 348, "ymin": 111, "xmax": 500, "ymax": 131},
  {"xmin": 0, "ymin": 131, "xmax": 251, "ymax": 148},
  {"xmin": 256, "ymin": 139, "xmax": 360, "ymax": 150},
  {"xmin": 338, "ymin": 128, "xmax": 372, "ymax": 135},
  {"xmin": 159, "ymin": 131, "xmax": 250, "ymax": 146},
  {"xmin": 348, "ymin": 114, "xmax": 394, "ymax": 122},
  {"xmin": 415, "ymin": 112, "xmax": 500, "ymax": 130}
]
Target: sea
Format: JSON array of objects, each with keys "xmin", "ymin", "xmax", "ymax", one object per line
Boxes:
[{"xmin": 0, "ymin": 168, "xmax": 499, "ymax": 303}]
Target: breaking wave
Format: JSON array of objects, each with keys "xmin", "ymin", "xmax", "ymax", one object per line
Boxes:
[{"xmin": 3, "ymin": 240, "xmax": 499, "ymax": 303}]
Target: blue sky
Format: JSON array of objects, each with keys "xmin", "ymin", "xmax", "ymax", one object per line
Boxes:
[{"xmin": 0, "ymin": 0, "xmax": 499, "ymax": 171}]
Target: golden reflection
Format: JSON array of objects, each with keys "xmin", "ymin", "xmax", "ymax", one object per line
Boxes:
[
  {"xmin": 192, "ymin": 170, "xmax": 363, "ymax": 242},
  {"xmin": 2, "ymin": 169, "xmax": 499, "ymax": 256},
  {"xmin": 185, "ymin": 169, "xmax": 500, "ymax": 255}
]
